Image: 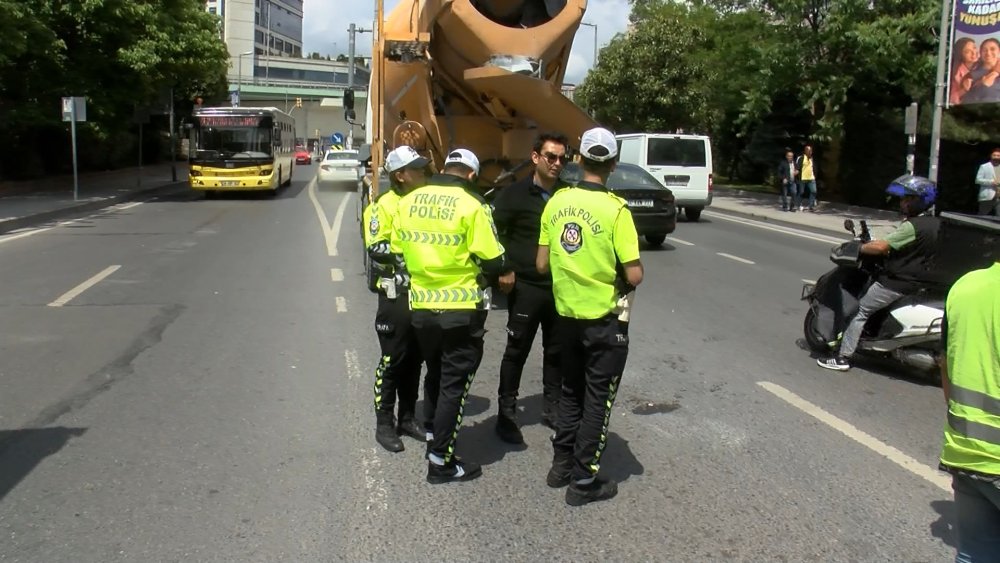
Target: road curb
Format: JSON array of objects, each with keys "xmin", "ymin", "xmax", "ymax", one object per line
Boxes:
[
  {"xmin": 0, "ymin": 182, "xmax": 188, "ymax": 235},
  {"xmin": 706, "ymin": 204, "xmax": 852, "ymax": 239}
]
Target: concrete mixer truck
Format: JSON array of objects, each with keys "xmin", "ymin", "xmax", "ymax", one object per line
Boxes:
[{"xmin": 350, "ymin": 0, "xmax": 597, "ymax": 199}]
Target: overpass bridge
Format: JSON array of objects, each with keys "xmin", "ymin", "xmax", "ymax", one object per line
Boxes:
[{"xmin": 228, "ymin": 80, "xmax": 370, "ymax": 150}]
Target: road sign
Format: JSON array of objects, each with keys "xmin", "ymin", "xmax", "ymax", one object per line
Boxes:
[
  {"xmin": 61, "ymin": 97, "xmax": 86, "ymax": 122},
  {"xmin": 230, "ymin": 90, "xmax": 240, "ymax": 107},
  {"xmin": 332, "ymin": 132, "xmax": 344, "ymax": 144}
]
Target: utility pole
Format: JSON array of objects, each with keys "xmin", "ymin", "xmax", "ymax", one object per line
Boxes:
[
  {"xmin": 347, "ymin": 23, "xmax": 373, "ymax": 150},
  {"xmin": 580, "ymin": 22, "xmax": 598, "ymax": 70},
  {"xmin": 928, "ymin": 0, "xmax": 953, "ymax": 183},
  {"xmin": 372, "ymin": 0, "xmax": 385, "ymax": 190},
  {"xmin": 169, "ymin": 87, "xmax": 177, "ymax": 182}
]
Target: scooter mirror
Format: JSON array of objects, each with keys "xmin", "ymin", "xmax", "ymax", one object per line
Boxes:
[{"xmin": 844, "ymin": 219, "xmax": 856, "ymax": 233}]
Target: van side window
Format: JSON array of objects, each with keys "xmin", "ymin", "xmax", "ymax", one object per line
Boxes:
[
  {"xmin": 647, "ymin": 138, "xmax": 706, "ymax": 167},
  {"xmin": 619, "ymin": 138, "xmax": 641, "ymax": 164}
]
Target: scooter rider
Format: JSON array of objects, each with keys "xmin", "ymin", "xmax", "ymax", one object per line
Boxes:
[
  {"xmin": 817, "ymin": 175, "xmax": 939, "ymax": 371},
  {"xmin": 363, "ymin": 146, "xmax": 431, "ymax": 451}
]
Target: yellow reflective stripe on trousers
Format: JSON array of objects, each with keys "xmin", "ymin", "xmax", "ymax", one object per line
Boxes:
[
  {"xmin": 409, "ymin": 288, "xmax": 481, "ymax": 304},
  {"xmin": 373, "ymin": 355, "xmax": 390, "ymax": 411},
  {"xmin": 445, "ymin": 372, "xmax": 476, "ymax": 464},
  {"xmin": 589, "ymin": 373, "xmax": 622, "ymax": 474},
  {"xmin": 397, "ymin": 230, "xmax": 465, "ymax": 246}
]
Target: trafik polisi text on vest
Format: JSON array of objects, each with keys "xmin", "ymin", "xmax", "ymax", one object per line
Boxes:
[{"xmin": 408, "ymin": 193, "xmax": 459, "ymax": 221}]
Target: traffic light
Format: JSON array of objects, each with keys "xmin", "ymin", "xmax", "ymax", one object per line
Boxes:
[
  {"xmin": 295, "ymin": 97, "xmax": 303, "ymax": 108},
  {"xmin": 343, "ymin": 89, "xmax": 355, "ymax": 111}
]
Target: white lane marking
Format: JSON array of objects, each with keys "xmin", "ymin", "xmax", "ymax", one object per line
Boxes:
[
  {"xmin": 802, "ymin": 279, "xmax": 816, "ymax": 284},
  {"xmin": 361, "ymin": 448, "xmax": 388, "ymax": 512},
  {"xmin": 330, "ymin": 268, "xmax": 344, "ymax": 282},
  {"xmin": 307, "ymin": 178, "xmax": 336, "ymax": 255},
  {"xmin": 344, "ymin": 349, "xmax": 360, "ymax": 380},
  {"xmin": 336, "ymin": 296, "xmax": 348, "ymax": 312},
  {"xmin": 344, "ymin": 348, "xmax": 386, "ymax": 512},
  {"xmin": 704, "ymin": 211, "xmax": 845, "ymax": 245},
  {"xmin": 0, "ymin": 226, "xmax": 54, "ymax": 245},
  {"xmin": 757, "ymin": 381, "xmax": 950, "ymax": 493},
  {"xmin": 329, "ymin": 192, "xmax": 351, "ymax": 257},
  {"xmin": 47, "ymin": 265, "xmax": 122, "ymax": 307},
  {"xmin": 0, "ymin": 199, "xmax": 155, "ymax": 247},
  {"xmin": 307, "ymin": 178, "xmax": 352, "ymax": 257},
  {"xmin": 716, "ymin": 252, "xmax": 756, "ymax": 265},
  {"xmin": 667, "ymin": 236, "xmax": 695, "ymax": 246}
]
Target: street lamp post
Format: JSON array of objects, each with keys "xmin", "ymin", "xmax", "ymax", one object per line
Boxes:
[
  {"xmin": 580, "ymin": 22, "xmax": 598, "ymax": 70},
  {"xmin": 237, "ymin": 50, "xmax": 253, "ymax": 106}
]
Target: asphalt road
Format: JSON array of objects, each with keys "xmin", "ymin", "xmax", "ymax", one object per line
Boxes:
[{"xmin": 0, "ymin": 166, "xmax": 955, "ymax": 561}]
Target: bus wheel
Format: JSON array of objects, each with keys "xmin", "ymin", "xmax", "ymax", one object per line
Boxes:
[{"xmin": 282, "ymin": 165, "xmax": 292, "ymax": 187}]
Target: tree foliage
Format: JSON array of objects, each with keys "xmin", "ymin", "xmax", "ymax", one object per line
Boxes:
[
  {"xmin": 577, "ymin": 0, "xmax": 994, "ymax": 208},
  {"xmin": 0, "ymin": 0, "xmax": 229, "ymax": 179}
]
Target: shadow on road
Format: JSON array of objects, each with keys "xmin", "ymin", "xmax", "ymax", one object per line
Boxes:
[
  {"xmin": 0, "ymin": 427, "xmax": 87, "ymax": 501},
  {"xmin": 929, "ymin": 498, "xmax": 957, "ymax": 548}
]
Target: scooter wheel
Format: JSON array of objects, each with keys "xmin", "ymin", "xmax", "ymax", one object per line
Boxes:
[{"xmin": 803, "ymin": 308, "xmax": 832, "ymax": 353}]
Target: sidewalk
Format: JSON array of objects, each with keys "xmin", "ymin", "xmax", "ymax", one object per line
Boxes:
[
  {"xmin": 709, "ymin": 186, "xmax": 902, "ymax": 239},
  {"xmin": 0, "ymin": 163, "xmax": 188, "ymax": 235}
]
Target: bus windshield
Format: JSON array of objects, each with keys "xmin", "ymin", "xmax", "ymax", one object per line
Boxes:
[{"xmin": 194, "ymin": 116, "xmax": 273, "ymax": 160}]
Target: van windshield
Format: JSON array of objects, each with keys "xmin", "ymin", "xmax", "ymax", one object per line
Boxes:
[{"xmin": 647, "ymin": 138, "xmax": 706, "ymax": 167}]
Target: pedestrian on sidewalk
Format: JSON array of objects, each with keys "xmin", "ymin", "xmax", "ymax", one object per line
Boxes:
[
  {"xmin": 796, "ymin": 145, "xmax": 818, "ymax": 212},
  {"xmin": 938, "ymin": 258, "xmax": 1000, "ymax": 563},
  {"xmin": 537, "ymin": 127, "xmax": 643, "ymax": 506},
  {"xmin": 974, "ymin": 147, "xmax": 1000, "ymax": 216},
  {"xmin": 778, "ymin": 149, "xmax": 798, "ymax": 212},
  {"xmin": 490, "ymin": 132, "xmax": 570, "ymax": 444}
]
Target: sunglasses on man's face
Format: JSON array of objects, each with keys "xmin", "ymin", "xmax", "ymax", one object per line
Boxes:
[{"xmin": 540, "ymin": 152, "xmax": 568, "ymax": 164}]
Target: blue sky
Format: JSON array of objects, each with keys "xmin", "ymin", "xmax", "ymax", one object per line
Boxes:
[{"xmin": 301, "ymin": 0, "xmax": 632, "ymax": 84}]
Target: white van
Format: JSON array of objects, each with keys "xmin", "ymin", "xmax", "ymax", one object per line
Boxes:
[{"xmin": 616, "ymin": 133, "xmax": 713, "ymax": 221}]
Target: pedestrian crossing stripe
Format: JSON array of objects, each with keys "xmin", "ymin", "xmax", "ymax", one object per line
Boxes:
[
  {"xmin": 398, "ymin": 230, "xmax": 464, "ymax": 246},
  {"xmin": 409, "ymin": 288, "xmax": 480, "ymax": 303}
]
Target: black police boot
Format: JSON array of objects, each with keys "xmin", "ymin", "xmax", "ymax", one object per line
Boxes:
[
  {"xmin": 546, "ymin": 449, "xmax": 574, "ymax": 488},
  {"xmin": 427, "ymin": 457, "xmax": 483, "ymax": 484},
  {"xmin": 495, "ymin": 399, "xmax": 524, "ymax": 444},
  {"xmin": 396, "ymin": 412, "xmax": 426, "ymax": 442},
  {"xmin": 565, "ymin": 475, "xmax": 618, "ymax": 506},
  {"xmin": 375, "ymin": 411, "xmax": 404, "ymax": 453}
]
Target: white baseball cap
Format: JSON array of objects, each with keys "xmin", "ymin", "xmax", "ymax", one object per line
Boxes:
[
  {"xmin": 579, "ymin": 127, "xmax": 618, "ymax": 162},
  {"xmin": 444, "ymin": 148, "xmax": 480, "ymax": 175},
  {"xmin": 385, "ymin": 145, "xmax": 429, "ymax": 173}
]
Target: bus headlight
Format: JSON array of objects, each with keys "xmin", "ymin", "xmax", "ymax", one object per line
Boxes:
[
  {"xmin": 260, "ymin": 168, "xmax": 273, "ymax": 176},
  {"xmin": 189, "ymin": 170, "xmax": 202, "ymax": 177}
]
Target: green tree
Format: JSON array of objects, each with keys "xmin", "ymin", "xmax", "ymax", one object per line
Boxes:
[{"xmin": 0, "ymin": 0, "xmax": 228, "ymax": 179}]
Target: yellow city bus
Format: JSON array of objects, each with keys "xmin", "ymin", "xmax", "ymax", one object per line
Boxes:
[{"xmin": 188, "ymin": 107, "xmax": 295, "ymax": 196}]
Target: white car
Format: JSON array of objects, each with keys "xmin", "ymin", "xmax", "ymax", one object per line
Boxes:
[{"xmin": 317, "ymin": 150, "xmax": 362, "ymax": 185}]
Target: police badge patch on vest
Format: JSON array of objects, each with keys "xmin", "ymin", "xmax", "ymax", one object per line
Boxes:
[
  {"xmin": 561, "ymin": 222, "xmax": 583, "ymax": 253},
  {"xmin": 369, "ymin": 215, "xmax": 380, "ymax": 236}
]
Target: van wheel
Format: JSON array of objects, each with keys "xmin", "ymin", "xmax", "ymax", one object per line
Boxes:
[
  {"xmin": 685, "ymin": 207, "xmax": 703, "ymax": 222},
  {"xmin": 645, "ymin": 234, "xmax": 666, "ymax": 246}
]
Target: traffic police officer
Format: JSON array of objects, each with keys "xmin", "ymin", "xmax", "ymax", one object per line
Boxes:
[
  {"xmin": 364, "ymin": 146, "xmax": 431, "ymax": 452},
  {"xmin": 939, "ymin": 257, "xmax": 1000, "ymax": 561},
  {"xmin": 391, "ymin": 148, "xmax": 505, "ymax": 484},
  {"xmin": 491, "ymin": 132, "xmax": 570, "ymax": 443},
  {"xmin": 536, "ymin": 127, "xmax": 643, "ymax": 506}
]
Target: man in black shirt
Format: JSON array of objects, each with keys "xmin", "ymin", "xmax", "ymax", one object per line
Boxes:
[{"xmin": 491, "ymin": 132, "xmax": 569, "ymax": 444}]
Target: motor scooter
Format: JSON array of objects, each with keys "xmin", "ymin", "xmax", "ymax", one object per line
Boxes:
[{"xmin": 801, "ymin": 219, "xmax": 943, "ymax": 379}]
